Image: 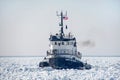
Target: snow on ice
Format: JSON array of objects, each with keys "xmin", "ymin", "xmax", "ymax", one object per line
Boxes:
[{"xmin": 0, "ymin": 57, "xmax": 120, "ymax": 80}]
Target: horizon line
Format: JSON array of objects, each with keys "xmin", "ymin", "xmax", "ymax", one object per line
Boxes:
[{"xmin": 0, "ymin": 55, "xmax": 120, "ymax": 57}]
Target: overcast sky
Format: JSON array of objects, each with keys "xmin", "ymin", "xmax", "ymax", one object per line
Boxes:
[{"xmin": 0, "ymin": 0, "xmax": 120, "ymax": 56}]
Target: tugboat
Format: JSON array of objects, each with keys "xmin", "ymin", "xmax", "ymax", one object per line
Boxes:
[{"xmin": 39, "ymin": 11, "xmax": 91, "ymax": 69}]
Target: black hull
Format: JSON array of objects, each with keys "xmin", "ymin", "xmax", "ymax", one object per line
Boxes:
[
  {"xmin": 49, "ymin": 57, "xmax": 84, "ymax": 69},
  {"xmin": 39, "ymin": 61, "xmax": 50, "ymax": 67}
]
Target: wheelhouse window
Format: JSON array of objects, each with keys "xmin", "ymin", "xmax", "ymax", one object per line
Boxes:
[
  {"xmin": 58, "ymin": 43, "xmax": 61, "ymax": 46},
  {"xmin": 74, "ymin": 42, "xmax": 76, "ymax": 47},
  {"xmin": 55, "ymin": 42, "xmax": 57, "ymax": 45},
  {"xmin": 62, "ymin": 42, "xmax": 64, "ymax": 45}
]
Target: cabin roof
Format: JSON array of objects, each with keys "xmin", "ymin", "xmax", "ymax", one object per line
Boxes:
[{"xmin": 49, "ymin": 35, "xmax": 76, "ymax": 41}]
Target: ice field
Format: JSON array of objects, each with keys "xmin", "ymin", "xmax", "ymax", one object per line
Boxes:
[{"xmin": 0, "ymin": 57, "xmax": 120, "ymax": 80}]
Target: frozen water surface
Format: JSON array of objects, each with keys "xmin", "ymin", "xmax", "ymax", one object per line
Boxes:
[{"xmin": 0, "ymin": 57, "xmax": 120, "ymax": 80}]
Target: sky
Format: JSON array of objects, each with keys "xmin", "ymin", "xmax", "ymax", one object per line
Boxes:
[{"xmin": 0, "ymin": 0, "xmax": 120, "ymax": 56}]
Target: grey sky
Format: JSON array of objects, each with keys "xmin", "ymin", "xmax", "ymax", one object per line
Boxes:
[{"xmin": 0, "ymin": 0, "xmax": 120, "ymax": 56}]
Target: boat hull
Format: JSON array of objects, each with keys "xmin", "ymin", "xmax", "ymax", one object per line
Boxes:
[
  {"xmin": 49, "ymin": 57, "xmax": 84, "ymax": 69},
  {"xmin": 39, "ymin": 61, "xmax": 50, "ymax": 67}
]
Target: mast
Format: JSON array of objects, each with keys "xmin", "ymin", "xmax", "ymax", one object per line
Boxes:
[
  {"xmin": 57, "ymin": 11, "xmax": 67, "ymax": 39},
  {"xmin": 60, "ymin": 12, "xmax": 64, "ymax": 36}
]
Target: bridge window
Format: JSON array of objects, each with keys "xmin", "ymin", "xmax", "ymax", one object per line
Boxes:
[
  {"xmin": 58, "ymin": 43, "xmax": 60, "ymax": 46},
  {"xmin": 55, "ymin": 42, "xmax": 57, "ymax": 45},
  {"xmin": 62, "ymin": 42, "xmax": 64, "ymax": 45},
  {"xmin": 74, "ymin": 42, "xmax": 76, "ymax": 47}
]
